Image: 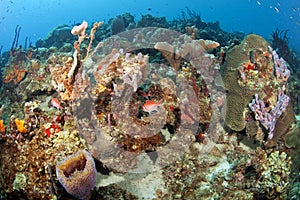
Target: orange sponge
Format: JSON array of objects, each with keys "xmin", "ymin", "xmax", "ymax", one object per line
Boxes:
[
  {"xmin": 56, "ymin": 150, "xmax": 97, "ymax": 199},
  {"xmin": 0, "ymin": 120, "xmax": 5, "ymax": 133},
  {"xmin": 15, "ymin": 119, "xmax": 27, "ymax": 133}
]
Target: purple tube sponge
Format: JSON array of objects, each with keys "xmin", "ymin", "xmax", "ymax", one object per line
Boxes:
[
  {"xmin": 249, "ymin": 87, "xmax": 290, "ymax": 139},
  {"xmin": 56, "ymin": 149, "xmax": 97, "ymax": 200},
  {"xmin": 269, "ymin": 46, "xmax": 290, "ymax": 83}
]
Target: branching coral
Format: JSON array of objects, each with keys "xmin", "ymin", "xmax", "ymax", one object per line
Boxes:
[{"xmin": 68, "ymin": 20, "xmax": 104, "ymax": 80}]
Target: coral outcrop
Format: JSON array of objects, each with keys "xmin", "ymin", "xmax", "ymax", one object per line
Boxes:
[
  {"xmin": 36, "ymin": 24, "xmax": 74, "ymax": 49},
  {"xmin": 221, "ymin": 34, "xmax": 297, "ymax": 145}
]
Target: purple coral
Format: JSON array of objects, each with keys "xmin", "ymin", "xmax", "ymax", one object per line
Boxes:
[
  {"xmin": 249, "ymin": 87, "xmax": 290, "ymax": 139},
  {"xmin": 56, "ymin": 150, "xmax": 97, "ymax": 199},
  {"xmin": 269, "ymin": 46, "xmax": 290, "ymax": 83}
]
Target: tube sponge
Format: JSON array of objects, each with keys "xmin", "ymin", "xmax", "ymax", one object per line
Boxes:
[{"xmin": 56, "ymin": 149, "xmax": 97, "ymax": 199}]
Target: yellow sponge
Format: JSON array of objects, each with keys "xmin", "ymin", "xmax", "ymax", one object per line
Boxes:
[{"xmin": 56, "ymin": 150, "xmax": 97, "ymax": 199}]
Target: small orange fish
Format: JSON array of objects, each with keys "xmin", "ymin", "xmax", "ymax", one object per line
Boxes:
[
  {"xmin": 142, "ymin": 99, "xmax": 163, "ymax": 114},
  {"xmin": 51, "ymin": 97, "xmax": 63, "ymax": 110}
]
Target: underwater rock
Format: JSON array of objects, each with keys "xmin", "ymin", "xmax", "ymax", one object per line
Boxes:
[
  {"xmin": 108, "ymin": 13, "xmax": 135, "ymax": 35},
  {"xmin": 36, "ymin": 24, "xmax": 75, "ymax": 49},
  {"xmin": 56, "ymin": 149, "xmax": 97, "ymax": 200},
  {"xmin": 110, "ymin": 15, "xmax": 126, "ymax": 35},
  {"xmin": 136, "ymin": 14, "xmax": 168, "ymax": 28}
]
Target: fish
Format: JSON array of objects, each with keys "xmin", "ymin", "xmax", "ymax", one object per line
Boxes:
[
  {"xmin": 256, "ymin": 1, "xmax": 261, "ymax": 6},
  {"xmin": 274, "ymin": 6, "xmax": 280, "ymax": 13},
  {"xmin": 51, "ymin": 97, "xmax": 63, "ymax": 110},
  {"xmin": 142, "ymin": 99, "xmax": 163, "ymax": 114},
  {"xmin": 292, "ymin": 7, "xmax": 299, "ymax": 12}
]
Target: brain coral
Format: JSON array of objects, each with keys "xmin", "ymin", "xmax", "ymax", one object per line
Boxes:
[
  {"xmin": 221, "ymin": 34, "xmax": 271, "ymax": 132},
  {"xmin": 221, "ymin": 34, "xmax": 296, "ymax": 145},
  {"xmin": 56, "ymin": 149, "xmax": 97, "ymax": 199}
]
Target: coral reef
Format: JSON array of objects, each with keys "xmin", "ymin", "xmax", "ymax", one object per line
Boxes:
[
  {"xmin": 0, "ymin": 14, "xmax": 299, "ymax": 200},
  {"xmin": 0, "ymin": 126, "xmax": 86, "ymax": 199},
  {"xmin": 71, "ymin": 26, "xmax": 227, "ymax": 176}
]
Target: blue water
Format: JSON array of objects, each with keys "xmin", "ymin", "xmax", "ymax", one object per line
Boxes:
[{"xmin": 0, "ymin": 0, "xmax": 300, "ymax": 53}]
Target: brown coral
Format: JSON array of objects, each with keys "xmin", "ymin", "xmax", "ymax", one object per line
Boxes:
[{"xmin": 3, "ymin": 65, "xmax": 27, "ymax": 85}]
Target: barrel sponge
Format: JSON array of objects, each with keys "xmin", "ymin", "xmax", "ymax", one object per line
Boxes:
[{"xmin": 56, "ymin": 149, "xmax": 97, "ymax": 199}]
